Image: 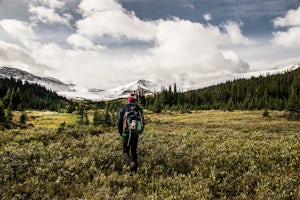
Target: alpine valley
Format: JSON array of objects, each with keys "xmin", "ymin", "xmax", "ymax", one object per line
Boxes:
[{"xmin": 0, "ymin": 64, "xmax": 299, "ymax": 101}]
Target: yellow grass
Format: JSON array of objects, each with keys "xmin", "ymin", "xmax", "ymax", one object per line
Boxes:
[
  {"xmin": 15, "ymin": 110, "xmax": 77, "ymax": 129},
  {"xmin": 2, "ymin": 109, "xmax": 300, "ymax": 199}
]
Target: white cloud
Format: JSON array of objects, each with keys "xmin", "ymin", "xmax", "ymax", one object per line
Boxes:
[
  {"xmin": 76, "ymin": 1, "xmax": 155, "ymax": 41},
  {"xmin": 122, "ymin": 18, "xmax": 249, "ymax": 84},
  {"xmin": 29, "ymin": 0, "xmax": 65, "ymax": 9},
  {"xmin": 28, "ymin": 5, "xmax": 71, "ymax": 26},
  {"xmin": 272, "ymin": 26, "xmax": 300, "ymax": 48},
  {"xmin": 149, "ymin": 19, "xmax": 225, "ymax": 73},
  {"xmin": 272, "ymin": 6, "xmax": 300, "ymax": 48},
  {"xmin": 0, "ymin": 19, "xmax": 36, "ymax": 46},
  {"xmin": 222, "ymin": 21, "xmax": 256, "ymax": 46},
  {"xmin": 78, "ymin": 0, "xmax": 122, "ymax": 16},
  {"xmin": 203, "ymin": 13, "xmax": 212, "ymax": 21},
  {"xmin": 27, "ymin": 0, "xmax": 71, "ymax": 26},
  {"xmin": 0, "ymin": 40, "xmax": 51, "ymax": 74},
  {"xmin": 67, "ymin": 34, "xmax": 106, "ymax": 50},
  {"xmin": 0, "ymin": 0, "xmax": 255, "ymax": 90},
  {"xmin": 221, "ymin": 50, "xmax": 249, "ymax": 72},
  {"xmin": 273, "ymin": 6, "xmax": 300, "ymax": 27}
]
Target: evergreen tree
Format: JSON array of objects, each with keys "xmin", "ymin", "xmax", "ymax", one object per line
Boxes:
[
  {"xmin": 77, "ymin": 104, "xmax": 85, "ymax": 125},
  {"xmin": 172, "ymin": 83, "xmax": 178, "ymax": 105},
  {"xmin": 0, "ymin": 101, "xmax": 6, "ymax": 123},
  {"xmin": 144, "ymin": 67, "xmax": 300, "ymax": 112},
  {"xmin": 103, "ymin": 103, "xmax": 111, "ymax": 126},
  {"xmin": 262, "ymin": 90, "xmax": 269, "ymax": 117},
  {"xmin": 12, "ymin": 88, "xmax": 21, "ymax": 109},
  {"xmin": 6, "ymin": 106, "xmax": 13, "ymax": 123},
  {"xmin": 226, "ymin": 98, "xmax": 234, "ymax": 112},
  {"xmin": 93, "ymin": 109, "xmax": 101, "ymax": 126},
  {"xmin": 152, "ymin": 96, "xmax": 163, "ymax": 113},
  {"xmin": 241, "ymin": 98, "xmax": 249, "ymax": 110},
  {"xmin": 286, "ymin": 84, "xmax": 300, "ymax": 120},
  {"xmin": 3, "ymin": 88, "xmax": 12, "ymax": 107},
  {"xmin": 139, "ymin": 94, "xmax": 146, "ymax": 107},
  {"xmin": 66, "ymin": 104, "xmax": 75, "ymax": 113},
  {"xmin": 19, "ymin": 111, "xmax": 27, "ymax": 125}
]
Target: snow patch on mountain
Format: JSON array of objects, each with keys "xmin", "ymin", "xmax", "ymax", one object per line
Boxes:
[
  {"xmin": 1, "ymin": 64, "xmax": 299, "ymax": 101},
  {"xmin": 0, "ymin": 66, "xmax": 75, "ymax": 92},
  {"xmin": 58, "ymin": 79, "xmax": 162, "ymax": 101}
]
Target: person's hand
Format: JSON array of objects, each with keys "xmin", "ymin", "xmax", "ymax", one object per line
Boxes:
[{"xmin": 122, "ymin": 132, "xmax": 128, "ymax": 137}]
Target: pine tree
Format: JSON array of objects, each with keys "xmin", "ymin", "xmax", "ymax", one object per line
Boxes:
[
  {"xmin": 66, "ymin": 103, "xmax": 76, "ymax": 113},
  {"xmin": 19, "ymin": 111, "xmax": 27, "ymax": 125},
  {"xmin": 93, "ymin": 110, "xmax": 100, "ymax": 126},
  {"xmin": 13, "ymin": 87, "xmax": 21, "ymax": 109},
  {"xmin": 3, "ymin": 88, "xmax": 12, "ymax": 107},
  {"xmin": 103, "ymin": 103, "xmax": 111, "ymax": 126},
  {"xmin": 152, "ymin": 96, "xmax": 163, "ymax": 113},
  {"xmin": 77, "ymin": 104, "xmax": 85, "ymax": 125},
  {"xmin": 139, "ymin": 95, "xmax": 146, "ymax": 107},
  {"xmin": 262, "ymin": 90, "xmax": 269, "ymax": 117},
  {"xmin": 226, "ymin": 98, "xmax": 234, "ymax": 112},
  {"xmin": 286, "ymin": 84, "xmax": 300, "ymax": 120},
  {"xmin": 0, "ymin": 101, "xmax": 6, "ymax": 123},
  {"xmin": 6, "ymin": 106, "xmax": 13, "ymax": 123}
]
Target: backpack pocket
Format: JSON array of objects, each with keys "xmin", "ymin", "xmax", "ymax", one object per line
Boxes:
[
  {"xmin": 129, "ymin": 120, "xmax": 137, "ymax": 130},
  {"xmin": 136, "ymin": 121, "xmax": 142, "ymax": 131}
]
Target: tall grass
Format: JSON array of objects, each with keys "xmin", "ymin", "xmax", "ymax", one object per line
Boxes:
[{"xmin": 1, "ymin": 110, "xmax": 299, "ymax": 199}]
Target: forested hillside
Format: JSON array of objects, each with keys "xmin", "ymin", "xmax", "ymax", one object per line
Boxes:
[
  {"xmin": 0, "ymin": 77, "xmax": 69, "ymax": 111},
  {"xmin": 144, "ymin": 67, "xmax": 300, "ymax": 113}
]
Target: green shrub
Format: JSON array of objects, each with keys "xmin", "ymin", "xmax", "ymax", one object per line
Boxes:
[{"xmin": 1, "ymin": 111, "xmax": 300, "ymax": 199}]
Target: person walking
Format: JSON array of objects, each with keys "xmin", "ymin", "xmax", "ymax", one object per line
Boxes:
[{"xmin": 118, "ymin": 93, "xmax": 144, "ymax": 174}]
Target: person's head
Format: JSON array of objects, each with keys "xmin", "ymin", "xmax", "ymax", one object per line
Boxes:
[{"xmin": 127, "ymin": 93, "xmax": 137, "ymax": 104}]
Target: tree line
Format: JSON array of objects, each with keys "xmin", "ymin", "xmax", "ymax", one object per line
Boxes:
[
  {"xmin": 142, "ymin": 67, "xmax": 300, "ymax": 118},
  {"xmin": 0, "ymin": 77, "xmax": 70, "ymax": 128},
  {"xmin": 0, "ymin": 77, "xmax": 69, "ymax": 111},
  {"xmin": 1, "ymin": 66, "xmax": 299, "ymax": 129}
]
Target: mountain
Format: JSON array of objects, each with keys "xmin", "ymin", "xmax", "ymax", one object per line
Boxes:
[
  {"xmin": 0, "ymin": 66, "xmax": 75, "ymax": 92},
  {"xmin": 59, "ymin": 79, "xmax": 162, "ymax": 101},
  {"xmin": 0, "ymin": 66, "xmax": 162, "ymax": 101},
  {"xmin": 185, "ymin": 64, "xmax": 300, "ymax": 91},
  {"xmin": 61, "ymin": 63, "xmax": 299, "ymax": 101},
  {"xmin": 1, "ymin": 64, "xmax": 299, "ymax": 101}
]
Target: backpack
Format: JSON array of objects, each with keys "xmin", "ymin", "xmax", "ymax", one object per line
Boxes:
[{"xmin": 123, "ymin": 104, "xmax": 143, "ymax": 134}]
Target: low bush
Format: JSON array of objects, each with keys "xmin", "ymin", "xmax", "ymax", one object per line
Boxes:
[{"xmin": 1, "ymin": 111, "xmax": 299, "ymax": 199}]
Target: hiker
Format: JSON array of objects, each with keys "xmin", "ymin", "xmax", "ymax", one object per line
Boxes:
[{"xmin": 118, "ymin": 93, "xmax": 144, "ymax": 174}]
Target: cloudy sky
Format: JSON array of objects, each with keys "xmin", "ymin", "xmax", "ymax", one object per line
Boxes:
[{"xmin": 0, "ymin": 0, "xmax": 300, "ymax": 90}]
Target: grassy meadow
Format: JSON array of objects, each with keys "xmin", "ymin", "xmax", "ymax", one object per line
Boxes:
[{"xmin": 1, "ymin": 110, "xmax": 300, "ymax": 199}]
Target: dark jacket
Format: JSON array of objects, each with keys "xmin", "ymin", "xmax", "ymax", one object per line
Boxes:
[{"xmin": 118, "ymin": 103, "xmax": 144, "ymax": 135}]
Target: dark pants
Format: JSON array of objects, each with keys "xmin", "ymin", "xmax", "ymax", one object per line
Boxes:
[{"xmin": 122, "ymin": 134, "xmax": 139, "ymax": 172}]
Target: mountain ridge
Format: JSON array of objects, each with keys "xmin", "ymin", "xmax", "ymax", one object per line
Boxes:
[
  {"xmin": 0, "ymin": 66, "xmax": 75, "ymax": 92},
  {"xmin": 1, "ymin": 64, "xmax": 299, "ymax": 101}
]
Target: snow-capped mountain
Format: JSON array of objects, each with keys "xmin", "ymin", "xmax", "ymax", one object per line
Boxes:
[
  {"xmin": 0, "ymin": 66, "xmax": 162, "ymax": 101},
  {"xmin": 0, "ymin": 66, "xmax": 75, "ymax": 92},
  {"xmin": 1, "ymin": 64, "xmax": 299, "ymax": 101},
  {"xmin": 58, "ymin": 79, "xmax": 162, "ymax": 101},
  {"xmin": 111, "ymin": 79, "xmax": 161, "ymax": 96}
]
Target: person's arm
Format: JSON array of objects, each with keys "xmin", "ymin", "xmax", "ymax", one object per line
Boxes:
[
  {"xmin": 140, "ymin": 108, "xmax": 145, "ymax": 133},
  {"xmin": 118, "ymin": 107, "xmax": 125, "ymax": 135}
]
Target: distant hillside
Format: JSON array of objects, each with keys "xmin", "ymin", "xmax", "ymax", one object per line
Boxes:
[
  {"xmin": 0, "ymin": 66, "xmax": 75, "ymax": 92},
  {"xmin": 144, "ymin": 67, "xmax": 300, "ymax": 112},
  {"xmin": 0, "ymin": 77, "xmax": 70, "ymax": 111}
]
